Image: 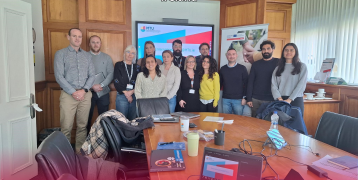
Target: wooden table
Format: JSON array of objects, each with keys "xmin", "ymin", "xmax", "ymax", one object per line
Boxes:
[{"xmin": 143, "ymin": 112, "xmax": 357, "ymax": 180}]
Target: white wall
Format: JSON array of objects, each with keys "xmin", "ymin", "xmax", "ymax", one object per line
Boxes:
[
  {"xmin": 131, "ymin": 0, "xmax": 220, "ymax": 60},
  {"xmin": 22, "ymin": 0, "xmax": 45, "ymax": 82}
]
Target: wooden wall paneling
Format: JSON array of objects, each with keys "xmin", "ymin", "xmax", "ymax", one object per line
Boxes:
[
  {"xmin": 86, "ymin": 0, "xmax": 125, "ymax": 24},
  {"xmin": 87, "ymin": 30, "xmax": 126, "ymax": 63},
  {"xmin": 340, "ymin": 88, "xmax": 358, "ymax": 117},
  {"xmin": 266, "ymin": 3, "xmax": 292, "ymax": 55},
  {"xmin": 43, "ymin": 0, "xmax": 79, "ymax": 23},
  {"xmin": 225, "ymin": 2, "xmax": 257, "ymax": 27}
]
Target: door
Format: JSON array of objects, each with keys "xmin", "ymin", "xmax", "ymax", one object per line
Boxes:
[{"xmin": 0, "ymin": 1, "xmax": 37, "ymax": 180}]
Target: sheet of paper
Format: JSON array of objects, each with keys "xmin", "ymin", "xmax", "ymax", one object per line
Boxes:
[
  {"xmin": 203, "ymin": 116, "xmax": 224, "ymax": 122},
  {"xmin": 312, "ymin": 155, "xmax": 358, "ymax": 179}
]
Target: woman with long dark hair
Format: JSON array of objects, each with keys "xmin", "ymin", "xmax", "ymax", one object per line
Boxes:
[
  {"xmin": 137, "ymin": 41, "xmax": 162, "ymax": 71},
  {"xmin": 135, "ymin": 55, "xmax": 167, "ymax": 99},
  {"xmin": 271, "ymin": 43, "xmax": 308, "ymax": 115},
  {"xmin": 199, "ymin": 55, "xmax": 220, "ymax": 112}
]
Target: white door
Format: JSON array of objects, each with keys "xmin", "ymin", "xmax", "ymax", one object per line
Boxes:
[{"xmin": 0, "ymin": 1, "xmax": 37, "ymax": 180}]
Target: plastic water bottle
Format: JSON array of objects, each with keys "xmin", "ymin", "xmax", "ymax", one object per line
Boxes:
[{"xmin": 270, "ymin": 111, "xmax": 279, "ymax": 130}]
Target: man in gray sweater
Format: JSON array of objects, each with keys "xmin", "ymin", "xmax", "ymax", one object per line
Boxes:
[{"xmin": 87, "ymin": 35, "xmax": 114, "ymax": 133}]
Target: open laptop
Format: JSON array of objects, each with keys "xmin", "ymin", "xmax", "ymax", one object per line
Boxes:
[
  {"xmin": 200, "ymin": 147, "xmax": 263, "ymax": 180},
  {"xmin": 171, "ymin": 112, "xmax": 200, "ymax": 118},
  {"xmin": 151, "ymin": 114, "xmax": 179, "ymax": 123}
]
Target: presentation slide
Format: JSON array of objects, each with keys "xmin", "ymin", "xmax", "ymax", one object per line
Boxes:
[
  {"xmin": 136, "ymin": 22, "xmax": 213, "ymax": 61},
  {"xmin": 202, "ymin": 155, "xmax": 239, "ymax": 180}
]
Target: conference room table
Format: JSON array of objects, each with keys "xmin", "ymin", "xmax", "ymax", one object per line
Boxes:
[{"xmin": 143, "ymin": 112, "xmax": 358, "ymax": 180}]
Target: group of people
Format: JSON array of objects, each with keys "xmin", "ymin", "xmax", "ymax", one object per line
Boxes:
[{"xmin": 54, "ymin": 28, "xmax": 307, "ymax": 152}]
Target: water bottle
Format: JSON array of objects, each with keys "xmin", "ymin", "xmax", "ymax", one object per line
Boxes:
[{"xmin": 270, "ymin": 111, "xmax": 279, "ymax": 130}]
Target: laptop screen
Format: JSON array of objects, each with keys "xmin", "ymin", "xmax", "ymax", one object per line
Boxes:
[{"xmin": 200, "ymin": 147, "xmax": 263, "ymax": 180}]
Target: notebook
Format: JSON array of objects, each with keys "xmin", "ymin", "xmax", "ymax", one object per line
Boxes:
[
  {"xmin": 93, "ymin": 72, "xmax": 110, "ymax": 98},
  {"xmin": 327, "ymin": 156, "xmax": 358, "ymax": 169},
  {"xmin": 150, "ymin": 149, "xmax": 186, "ymax": 172},
  {"xmin": 200, "ymin": 147, "xmax": 263, "ymax": 180}
]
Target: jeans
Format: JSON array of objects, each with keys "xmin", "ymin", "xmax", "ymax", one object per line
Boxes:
[
  {"xmin": 222, "ymin": 98, "xmax": 251, "ymax": 117},
  {"xmin": 200, "ymin": 101, "xmax": 218, "ymax": 112},
  {"xmin": 168, "ymin": 95, "xmax": 177, "ymax": 113},
  {"xmin": 116, "ymin": 93, "xmax": 137, "ymax": 120}
]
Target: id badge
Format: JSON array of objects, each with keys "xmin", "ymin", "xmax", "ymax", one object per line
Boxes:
[
  {"xmin": 126, "ymin": 84, "xmax": 133, "ymax": 90},
  {"xmin": 189, "ymin": 89, "xmax": 195, "ymax": 94}
]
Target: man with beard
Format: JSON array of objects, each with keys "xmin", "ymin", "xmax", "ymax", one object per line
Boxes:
[
  {"xmin": 220, "ymin": 48, "xmax": 250, "ymax": 116},
  {"xmin": 87, "ymin": 35, "xmax": 114, "ymax": 133},
  {"xmin": 195, "ymin": 42, "xmax": 210, "ymax": 72},
  {"xmin": 246, "ymin": 40, "xmax": 279, "ymax": 117},
  {"xmin": 54, "ymin": 28, "xmax": 95, "ymax": 152},
  {"xmin": 172, "ymin": 39, "xmax": 186, "ymax": 71}
]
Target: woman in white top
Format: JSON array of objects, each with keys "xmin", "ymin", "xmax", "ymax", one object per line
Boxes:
[
  {"xmin": 159, "ymin": 50, "xmax": 181, "ymax": 113},
  {"xmin": 135, "ymin": 55, "xmax": 167, "ymax": 99}
]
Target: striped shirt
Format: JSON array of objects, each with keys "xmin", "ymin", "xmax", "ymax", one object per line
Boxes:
[{"xmin": 54, "ymin": 45, "xmax": 95, "ymax": 95}]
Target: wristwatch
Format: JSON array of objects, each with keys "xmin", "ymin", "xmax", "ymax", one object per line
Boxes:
[
  {"xmin": 82, "ymin": 88, "xmax": 88, "ymax": 93},
  {"xmin": 100, "ymin": 83, "xmax": 104, "ymax": 88}
]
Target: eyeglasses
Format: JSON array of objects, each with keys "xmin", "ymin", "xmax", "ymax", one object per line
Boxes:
[
  {"xmin": 187, "ymin": 61, "xmax": 195, "ymax": 64},
  {"xmin": 126, "ymin": 51, "xmax": 136, "ymax": 55},
  {"xmin": 173, "ymin": 45, "xmax": 182, "ymax": 48}
]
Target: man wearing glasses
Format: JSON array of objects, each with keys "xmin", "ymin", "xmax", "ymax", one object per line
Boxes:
[{"xmin": 87, "ymin": 35, "xmax": 114, "ymax": 133}]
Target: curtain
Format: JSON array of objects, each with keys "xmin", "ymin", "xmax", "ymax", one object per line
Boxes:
[{"xmin": 292, "ymin": 0, "xmax": 358, "ymax": 84}]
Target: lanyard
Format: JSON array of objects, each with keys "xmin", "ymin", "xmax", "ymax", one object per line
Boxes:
[
  {"xmin": 187, "ymin": 71, "xmax": 194, "ymax": 88},
  {"xmin": 124, "ymin": 63, "xmax": 133, "ymax": 82},
  {"xmin": 175, "ymin": 56, "xmax": 182, "ymax": 68}
]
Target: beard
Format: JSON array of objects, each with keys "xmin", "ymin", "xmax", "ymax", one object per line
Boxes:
[
  {"xmin": 262, "ymin": 52, "xmax": 273, "ymax": 59},
  {"xmin": 91, "ymin": 47, "xmax": 101, "ymax": 54},
  {"xmin": 173, "ymin": 50, "xmax": 182, "ymax": 56}
]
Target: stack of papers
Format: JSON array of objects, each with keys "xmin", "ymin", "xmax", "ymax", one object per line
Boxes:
[{"xmin": 312, "ymin": 155, "xmax": 358, "ymax": 179}]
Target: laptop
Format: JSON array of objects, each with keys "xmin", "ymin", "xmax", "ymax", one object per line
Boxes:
[
  {"xmin": 200, "ymin": 147, "xmax": 263, "ymax": 180},
  {"xmin": 171, "ymin": 112, "xmax": 200, "ymax": 119},
  {"xmin": 150, "ymin": 149, "xmax": 185, "ymax": 172},
  {"xmin": 151, "ymin": 114, "xmax": 179, "ymax": 123}
]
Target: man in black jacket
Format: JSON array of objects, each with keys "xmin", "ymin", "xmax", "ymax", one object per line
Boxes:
[
  {"xmin": 246, "ymin": 40, "xmax": 279, "ymax": 117},
  {"xmin": 172, "ymin": 39, "xmax": 185, "ymax": 71}
]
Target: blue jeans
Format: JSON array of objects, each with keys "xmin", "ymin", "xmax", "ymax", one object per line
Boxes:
[
  {"xmin": 222, "ymin": 98, "xmax": 251, "ymax": 117},
  {"xmin": 168, "ymin": 95, "xmax": 177, "ymax": 113},
  {"xmin": 116, "ymin": 93, "xmax": 137, "ymax": 120}
]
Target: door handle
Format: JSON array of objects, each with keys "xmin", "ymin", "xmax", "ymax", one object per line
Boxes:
[{"xmin": 30, "ymin": 93, "xmax": 43, "ymax": 119}]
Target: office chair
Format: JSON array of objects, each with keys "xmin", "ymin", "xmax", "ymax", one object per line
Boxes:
[
  {"xmin": 137, "ymin": 97, "xmax": 170, "ymax": 117},
  {"xmin": 315, "ymin": 111, "xmax": 358, "ymax": 155},
  {"xmin": 100, "ymin": 116, "xmax": 149, "ymax": 178}
]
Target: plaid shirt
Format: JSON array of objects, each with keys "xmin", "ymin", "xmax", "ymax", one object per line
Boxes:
[{"xmin": 81, "ymin": 109, "xmax": 145, "ymax": 159}]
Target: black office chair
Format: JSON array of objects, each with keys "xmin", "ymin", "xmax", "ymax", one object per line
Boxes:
[
  {"xmin": 137, "ymin": 97, "xmax": 170, "ymax": 117},
  {"xmin": 315, "ymin": 111, "xmax": 358, "ymax": 155},
  {"xmin": 35, "ymin": 131, "xmax": 123, "ymax": 180},
  {"xmin": 100, "ymin": 116, "xmax": 149, "ymax": 178}
]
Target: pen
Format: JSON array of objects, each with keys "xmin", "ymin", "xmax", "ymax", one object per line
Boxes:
[{"xmin": 159, "ymin": 141, "xmax": 174, "ymax": 145}]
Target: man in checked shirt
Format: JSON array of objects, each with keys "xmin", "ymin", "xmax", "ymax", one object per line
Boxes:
[{"xmin": 54, "ymin": 28, "xmax": 95, "ymax": 152}]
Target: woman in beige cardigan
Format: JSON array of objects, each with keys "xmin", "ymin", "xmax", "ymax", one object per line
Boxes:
[{"xmin": 159, "ymin": 50, "xmax": 181, "ymax": 113}]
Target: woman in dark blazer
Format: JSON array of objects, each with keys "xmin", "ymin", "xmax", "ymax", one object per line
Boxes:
[{"xmin": 177, "ymin": 55, "xmax": 201, "ymax": 112}]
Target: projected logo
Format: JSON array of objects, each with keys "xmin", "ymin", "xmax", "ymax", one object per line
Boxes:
[{"xmin": 140, "ymin": 26, "xmax": 155, "ymax": 32}]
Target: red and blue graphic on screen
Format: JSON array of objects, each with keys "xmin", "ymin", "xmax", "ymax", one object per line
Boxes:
[
  {"xmin": 137, "ymin": 23, "xmax": 213, "ymax": 61},
  {"xmin": 202, "ymin": 156, "xmax": 238, "ymax": 180}
]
